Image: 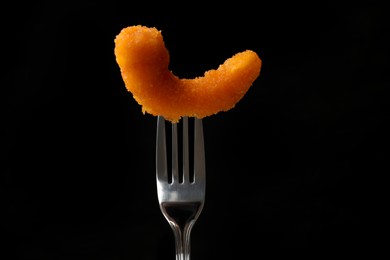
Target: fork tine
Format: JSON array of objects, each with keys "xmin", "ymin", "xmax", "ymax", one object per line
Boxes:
[
  {"xmin": 156, "ymin": 116, "xmax": 168, "ymax": 182},
  {"xmin": 182, "ymin": 117, "xmax": 190, "ymax": 183},
  {"xmin": 194, "ymin": 118, "xmax": 205, "ymax": 182},
  {"xmin": 171, "ymin": 121, "xmax": 179, "ymax": 183}
]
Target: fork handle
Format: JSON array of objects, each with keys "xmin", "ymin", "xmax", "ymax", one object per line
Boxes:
[
  {"xmin": 169, "ymin": 220, "xmax": 196, "ymax": 260},
  {"xmin": 162, "ymin": 202, "xmax": 202, "ymax": 260}
]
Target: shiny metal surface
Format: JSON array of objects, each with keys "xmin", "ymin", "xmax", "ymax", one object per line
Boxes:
[{"xmin": 156, "ymin": 116, "xmax": 206, "ymax": 260}]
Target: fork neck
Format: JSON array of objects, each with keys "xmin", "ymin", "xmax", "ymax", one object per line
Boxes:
[{"xmin": 162, "ymin": 202, "xmax": 203, "ymax": 260}]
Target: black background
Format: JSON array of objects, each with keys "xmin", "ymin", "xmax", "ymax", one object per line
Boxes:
[{"xmin": 1, "ymin": 1, "xmax": 389, "ymax": 259}]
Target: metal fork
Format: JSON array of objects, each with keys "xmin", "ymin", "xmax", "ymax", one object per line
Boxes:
[{"xmin": 156, "ymin": 116, "xmax": 206, "ymax": 260}]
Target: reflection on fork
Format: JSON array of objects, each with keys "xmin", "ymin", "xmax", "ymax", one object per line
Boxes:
[{"xmin": 156, "ymin": 116, "xmax": 206, "ymax": 260}]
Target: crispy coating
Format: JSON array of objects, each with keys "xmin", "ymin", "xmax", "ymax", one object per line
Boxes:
[{"xmin": 114, "ymin": 25, "xmax": 262, "ymax": 123}]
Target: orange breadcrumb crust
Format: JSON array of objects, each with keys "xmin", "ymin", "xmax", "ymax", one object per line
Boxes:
[{"xmin": 114, "ymin": 25, "xmax": 262, "ymax": 123}]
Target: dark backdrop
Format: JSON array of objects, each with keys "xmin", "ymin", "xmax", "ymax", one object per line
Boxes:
[{"xmin": 1, "ymin": 1, "xmax": 388, "ymax": 259}]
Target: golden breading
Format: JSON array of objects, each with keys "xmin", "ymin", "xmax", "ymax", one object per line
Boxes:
[{"xmin": 114, "ymin": 25, "xmax": 262, "ymax": 123}]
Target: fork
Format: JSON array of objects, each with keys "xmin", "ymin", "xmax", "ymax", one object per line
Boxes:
[{"xmin": 156, "ymin": 116, "xmax": 206, "ymax": 260}]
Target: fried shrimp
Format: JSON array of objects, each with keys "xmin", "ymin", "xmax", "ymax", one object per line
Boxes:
[{"xmin": 114, "ymin": 25, "xmax": 262, "ymax": 123}]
